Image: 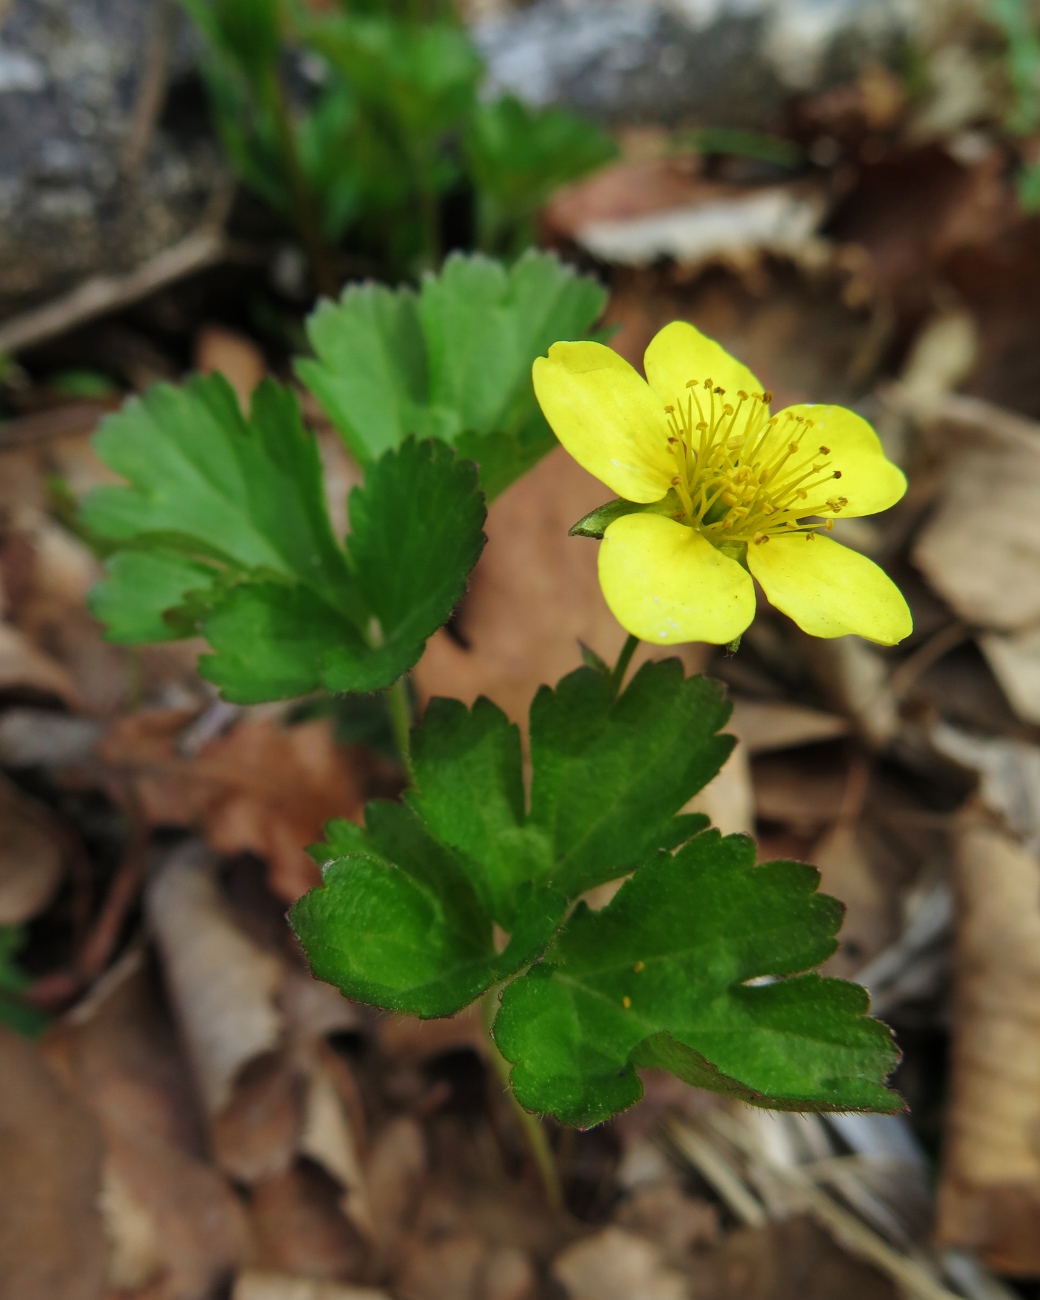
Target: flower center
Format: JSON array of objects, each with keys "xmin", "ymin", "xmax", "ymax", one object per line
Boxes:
[{"xmin": 661, "ymin": 379, "xmax": 848, "ymax": 549}]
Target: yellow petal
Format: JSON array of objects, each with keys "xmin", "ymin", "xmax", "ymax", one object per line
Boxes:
[
  {"xmin": 643, "ymin": 321, "xmax": 763, "ymax": 409},
  {"xmin": 747, "ymin": 533, "xmax": 912, "ymax": 645},
  {"xmin": 599, "ymin": 513, "xmax": 756, "ymax": 645},
  {"xmin": 766, "ymin": 404, "xmax": 906, "ymax": 518},
  {"xmin": 532, "ymin": 342, "xmax": 674, "ymax": 503}
]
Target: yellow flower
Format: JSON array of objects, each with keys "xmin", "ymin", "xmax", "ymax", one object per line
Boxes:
[{"xmin": 533, "ymin": 321, "xmax": 913, "ymax": 647}]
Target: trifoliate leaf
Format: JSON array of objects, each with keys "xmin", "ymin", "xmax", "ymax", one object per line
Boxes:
[
  {"xmin": 297, "ymin": 250, "xmax": 606, "ymax": 497},
  {"xmin": 293, "ymin": 801, "xmax": 566, "ymax": 1017},
  {"xmin": 83, "ymin": 375, "xmax": 486, "ymax": 700},
  {"xmin": 493, "ymin": 830, "xmax": 902, "ymax": 1128},
  {"xmin": 295, "ymin": 659, "xmax": 728, "ymax": 1014}
]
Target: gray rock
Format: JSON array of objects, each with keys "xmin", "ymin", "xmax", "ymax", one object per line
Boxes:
[
  {"xmin": 0, "ymin": 0, "xmax": 225, "ymax": 319},
  {"xmin": 473, "ymin": 0, "xmax": 914, "ymax": 127}
]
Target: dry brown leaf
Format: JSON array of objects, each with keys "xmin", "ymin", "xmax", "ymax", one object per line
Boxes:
[
  {"xmin": 299, "ymin": 1051, "xmax": 372, "ymax": 1237},
  {"xmin": 248, "ymin": 1162, "xmax": 369, "ymax": 1282},
  {"xmin": 195, "ymin": 324, "xmax": 267, "ymax": 410},
  {"xmin": 913, "ymin": 433, "xmax": 1040, "ymax": 632},
  {"xmin": 813, "ymin": 823, "xmax": 897, "ymax": 980},
  {"xmin": 375, "ymin": 1005, "xmax": 486, "ymax": 1065},
  {"xmin": 729, "ymin": 699, "xmax": 848, "ymax": 756},
  {"xmin": 366, "ymin": 1116, "xmax": 428, "ymax": 1259},
  {"xmin": 234, "ymin": 1273, "xmax": 390, "ymax": 1300},
  {"xmin": 552, "ymin": 1225, "xmax": 689, "ymax": 1300},
  {"xmin": 752, "ymin": 755, "xmax": 847, "ymax": 832},
  {"xmin": 101, "ymin": 709, "xmax": 365, "ymax": 903},
  {"xmin": 43, "ymin": 953, "xmax": 250, "ymax": 1298},
  {"xmin": 0, "ymin": 619, "xmax": 78, "ymax": 704},
  {"xmin": 799, "ymin": 637, "xmax": 898, "ymax": 749},
  {"xmin": 0, "ymin": 1024, "xmax": 108, "ymax": 1300},
  {"xmin": 614, "ymin": 1185, "xmax": 719, "ymax": 1262},
  {"xmin": 978, "ymin": 624, "xmax": 1040, "ymax": 725},
  {"xmin": 686, "ymin": 1216, "xmax": 898, "ymax": 1300},
  {"xmin": 937, "ymin": 817, "xmax": 1040, "ymax": 1274},
  {"xmin": 415, "ymin": 446, "xmax": 708, "ymax": 730},
  {"xmin": 685, "ymin": 743, "xmax": 754, "ymax": 837},
  {"xmin": 146, "ymin": 843, "xmax": 285, "ymax": 1119},
  {"xmin": 0, "ymin": 773, "xmax": 64, "ymax": 924}
]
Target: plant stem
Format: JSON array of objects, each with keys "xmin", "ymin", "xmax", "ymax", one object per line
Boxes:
[
  {"xmin": 480, "ymin": 989, "xmax": 564, "ymax": 1211},
  {"xmin": 265, "ymin": 67, "xmax": 338, "ymax": 298},
  {"xmin": 386, "ymin": 676, "xmax": 412, "ymax": 772},
  {"xmin": 609, "ymin": 633, "xmax": 639, "ymax": 697}
]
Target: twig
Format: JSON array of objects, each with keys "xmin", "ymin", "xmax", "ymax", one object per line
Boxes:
[
  {"xmin": 0, "ymin": 400, "xmax": 118, "ymax": 451},
  {"xmin": 121, "ymin": 0, "xmax": 178, "ymax": 178},
  {"xmin": 0, "ymin": 222, "xmax": 228, "ymax": 356},
  {"xmin": 889, "ymin": 620, "xmax": 971, "ymax": 701}
]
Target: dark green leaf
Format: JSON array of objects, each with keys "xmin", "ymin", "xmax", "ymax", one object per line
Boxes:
[
  {"xmin": 528, "ymin": 660, "xmax": 732, "ymax": 898},
  {"xmin": 292, "ymin": 800, "xmax": 565, "ymax": 1017},
  {"xmin": 297, "ymin": 657, "xmax": 731, "ymax": 1013},
  {"xmin": 320, "ymin": 438, "xmax": 486, "ymax": 693},
  {"xmin": 493, "ymin": 830, "xmax": 902, "ymax": 1127},
  {"xmin": 298, "ymin": 250, "xmax": 607, "ymax": 497}
]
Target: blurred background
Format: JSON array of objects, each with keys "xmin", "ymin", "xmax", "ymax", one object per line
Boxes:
[{"xmin": 2, "ymin": 1, "xmax": 1040, "ymax": 1298}]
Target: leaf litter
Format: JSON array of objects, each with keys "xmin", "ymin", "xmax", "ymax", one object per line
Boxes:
[{"xmin": 4, "ymin": 26, "xmax": 1040, "ymax": 1300}]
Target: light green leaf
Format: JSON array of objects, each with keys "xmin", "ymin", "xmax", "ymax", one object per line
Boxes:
[
  {"xmin": 84, "ymin": 373, "xmax": 486, "ymax": 699},
  {"xmin": 89, "ymin": 550, "xmax": 221, "ymax": 644},
  {"xmin": 297, "ymin": 250, "xmax": 607, "ymax": 497},
  {"xmin": 493, "ymin": 831, "xmax": 903, "ymax": 1127}
]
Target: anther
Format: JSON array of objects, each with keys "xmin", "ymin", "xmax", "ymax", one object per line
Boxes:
[
  {"xmin": 685, "ymin": 379, "xmax": 698, "ymax": 389},
  {"xmin": 714, "ymin": 386, "xmax": 725, "ymax": 395},
  {"xmin": 633, "ymin": 961, "xmax": 644, "ymax": 972},
  {"xmin": 833, "ymin": 470, "xmax": 842, "ymax": 479},
  {"xmin": 623, "ymin": 996, "xmax": 632, "ymax": 1009},
  {"xmin": 754, "ymin": 533, "xmax": 769, "ymax": 544},
  {"xmin": 704, "ymin": 378, "xmax": 713, "ymax": 389},
  {"xmin": 762, "ymin": 390, "xmax": 773, "ymax": 403},
  {"xmin": 696, "ymin": 421, "xmax": 708, "ymax": 431},
  {"xmin": 819, "ymin": 445, "xmax": 830, "ymax": 454},
  {"xmin": 671, "ymin": 476, "xmax": 682, "ymax": 486},
  {"xmin": 806, "ymin": 531, "xmax": 817, "ymax": 540},
  {"xmin": 667, "ymin": 436, "xmax": 679, "ymax": 444},
  {"xmin": 738, "ymin": 390, "xmax": 748, "ymax": 400},
  {"xmin": 723, "ymin": 404, "xmax": 734, "ymax": 415},
  {"xmin": 664, "ymin": 405, "xmax": 674, "ymax": 414}
]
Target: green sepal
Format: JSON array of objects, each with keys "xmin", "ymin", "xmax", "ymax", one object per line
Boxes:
[
  {"xmin": 493, "ymin": 831, "xmax": 903, "ymax": 1128},
  {"xmin": 569, "ymin": 492, "xmax": 680, "ymax": 539}
]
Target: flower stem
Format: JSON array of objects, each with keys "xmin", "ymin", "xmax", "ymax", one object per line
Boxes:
[
  {"xmin": 386, "ymin": 676, "xmax": 412, "ymax": 772},
  {"xmin": 609, "ymin": 633, "xmax": 640, "ymax": 697},
  {"xmin": 480, "ymin": 989, "xmax": 564, "ymax": 1211}
]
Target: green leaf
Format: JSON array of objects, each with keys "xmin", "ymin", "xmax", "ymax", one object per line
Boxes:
[
  {"xmin": 89, "ymin": 550, "xmax": 221, "ymax": 644},
  {"xmin": 0, "ymin": 927, "xmax": 47, "ymax": 1038},
  {"xmin": 83, "ymin": 373, "xmax": 486, "ymax": 700},
  {"xmin": 493, "ymin": 831, "xmax": 903, "ymax": 1127},
  {"xmin": 467, "ymin": 96, "xmax": 617, "ymax": 256},
  {"xmin": 295, "ymin": 658, "xmax": 728, "ymax": 1015},
  {"xmin": 293, "ymin": 801, "xmax": 566, "ymax": 1017},
  {"xmin": 297, "ymin": 250, "xmax": 607, "ymax": 497},
  {"xmin": 321, "ymin": 438, "xmax": 486, "ymax": 692},
  {"xmin": 527, "ymin": 660, "xmax": 732, "ymax": 898},
  {"xmin": 83, "ymin": 376, "xmax": 355, "ymax": 609}
]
